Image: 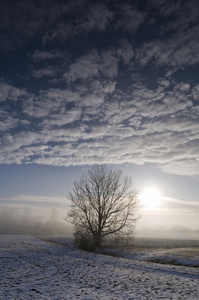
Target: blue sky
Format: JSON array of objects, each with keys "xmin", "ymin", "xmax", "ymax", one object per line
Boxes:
[{"xmin": 0, "ymin": 0, "xmax": 199, "ymax": 237}]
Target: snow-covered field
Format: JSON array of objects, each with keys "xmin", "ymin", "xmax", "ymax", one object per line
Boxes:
[{"xmin": 0, "ymin": 236, "xmax": 199, "ymax": 299}]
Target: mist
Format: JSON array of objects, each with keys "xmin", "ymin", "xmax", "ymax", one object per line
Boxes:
[
  {"xmin": 0, "ymin": 208, "xmax": 72, "ymax": 237},
  {"xmin": 1, "ymin": 207, "xmax": 199, "ymax": 241},
  {"xmin": 137, "ymin": 225, "xmax": 199, "ymax": 240}
]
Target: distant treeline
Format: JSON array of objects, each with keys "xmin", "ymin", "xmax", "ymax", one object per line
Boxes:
[{"xmin": 0, "ymin": 209, "xmax": 72, "ymax": 236}]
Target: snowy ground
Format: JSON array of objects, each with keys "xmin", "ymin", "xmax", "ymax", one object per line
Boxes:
[{"xmin": 0, "ymin": 236, "xmax": 199, "ymax": 299}]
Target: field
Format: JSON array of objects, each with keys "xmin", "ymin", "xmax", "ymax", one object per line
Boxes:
[{"xmin": 0, "ymin": 236, "xmax": 199, "ymax": 299}]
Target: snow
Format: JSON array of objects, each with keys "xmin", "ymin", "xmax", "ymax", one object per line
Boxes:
[{"xmin": 0, "ymin": 236, "xmax": 199, "ymax": 299}]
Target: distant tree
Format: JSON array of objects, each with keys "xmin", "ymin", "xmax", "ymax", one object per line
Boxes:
[{"xmin": 66, "ymin": 165, "xmax": 139, "ymax": 250}]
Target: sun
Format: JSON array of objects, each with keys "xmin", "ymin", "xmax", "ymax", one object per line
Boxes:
[{"xmin": 140, "ymin": 187, "xmax": 161, "ymax": 209}]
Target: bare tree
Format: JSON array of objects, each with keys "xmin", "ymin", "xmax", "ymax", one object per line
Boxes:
[{"xmin": 66, "ymin": 165, "xmax": 139, "ymax": 249}]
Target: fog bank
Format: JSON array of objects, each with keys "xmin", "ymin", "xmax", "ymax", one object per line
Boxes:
[
  {"xmin": 0, "ymin": 208, "xmax": 72, "ymax": 237},
  {"xmin": 136, "ymin": 226, "xmax": 199, "ymax": 240}
]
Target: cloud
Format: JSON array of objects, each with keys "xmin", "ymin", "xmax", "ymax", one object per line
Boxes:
[
  {"xmin": 0, "ymin": 194, "xmax": 67, "ymax": 207},
  {"xmin": 136, "ymin": 7, "xmax": 199, "ymax": 72},
  {"xmin": 64, "ymin": 49, "xmax": 118, "ymax": 83},
  {"xmin": 42, "ymin": 2, "xmax": 113, "ymax": 44},
  {"xmin": 151, "ymin": 0, "xmax": 199, "ymax": 34},
  {"xmin": 22, "ymin": 92, "xmax": 64, "ymax": 118},
  {"xmin": 32, "ymin": 49, "xmax": 66, "ymax": 61},
  {"xmin": 41, "ymin": 1, "xmax": 146, "ymax": 45},
  {"xmin": 21, "ymin": 77, "xmax": 116, "ymax": 125},
  {"xmin": 0, "ymin": 81, "xmax": 27, "ymax": 102},
  {"xmin": 30, "ymin": 49, "xmax": 70, "ymax": 83},
  {"xmin": 79, "ymin": 79, "xmax": 116, "ymax": 108},
  {"xmin": 1, "ymin": 76, "xmax": 199, "ymax": 176},
  {"xmin": 32, "ymin": 66, "xmax": 57, "ymax": 79},
  {"xmin": 115, "ymin": 3, "xmax": 146, "ymax": 33},
  {"xmin": 41, "ymin": 108, "xmax": 81, "ymax": 127},
  {"xmin": 162, "ymin": 159, "xmax": 199, "ymax": 177},
  {"xmin": 64, "ymin": 50, "xmax": 100, "ymax": 82},
  {"xmin": 160, "ymin": 196, "xmax": 199, "ymax": 214},
  {"xmin": 80, "ymin": 3, "xmax": 114, "ymax": 32},
  {"xmin": 192, "ymin": 84, "xmax": 199, "ymax": 100},
  {"xmin": 117, "ymin": 40, "xmax": 134, "ymax": 65},
  {"xmin": 0, "ymin": 0, "xmax": 80, "ymax": 52},
  {"xmin": 0, "ymin": 110, "xmax": 19, "ymax": 131},
  {"xmin": 149, "ymin": 0, "xmax": 181, "ymax": 19}
]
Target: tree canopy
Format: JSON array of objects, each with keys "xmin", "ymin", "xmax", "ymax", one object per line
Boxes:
[{"xmin": 67, "ymin": 165, "xmax": 139, "ymax": 249}]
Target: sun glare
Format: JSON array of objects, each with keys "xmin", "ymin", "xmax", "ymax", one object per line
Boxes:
[{"xmin": 140, "ymin": 187, "xmax": 161, "ymax": 209}]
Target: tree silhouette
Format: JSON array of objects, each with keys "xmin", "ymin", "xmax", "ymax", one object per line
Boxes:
[{"xmin": 66, "ymin": 165, "xmax": 139, "ymax": 250}]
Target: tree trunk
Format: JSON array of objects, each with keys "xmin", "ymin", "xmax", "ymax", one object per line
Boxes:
[{"xmin": 95, "ymin": 233, "xmax": 101, "ymax": 248}]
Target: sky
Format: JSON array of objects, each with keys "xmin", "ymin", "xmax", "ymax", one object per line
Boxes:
[{"xmin": 0, "ymin": 0, "xmax": 199, "ymax": 238}]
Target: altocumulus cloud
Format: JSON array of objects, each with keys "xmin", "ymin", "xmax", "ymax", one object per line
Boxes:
[{"xmin": 0, "ymin": 0, "xmax": 199, "ymax": 176}]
